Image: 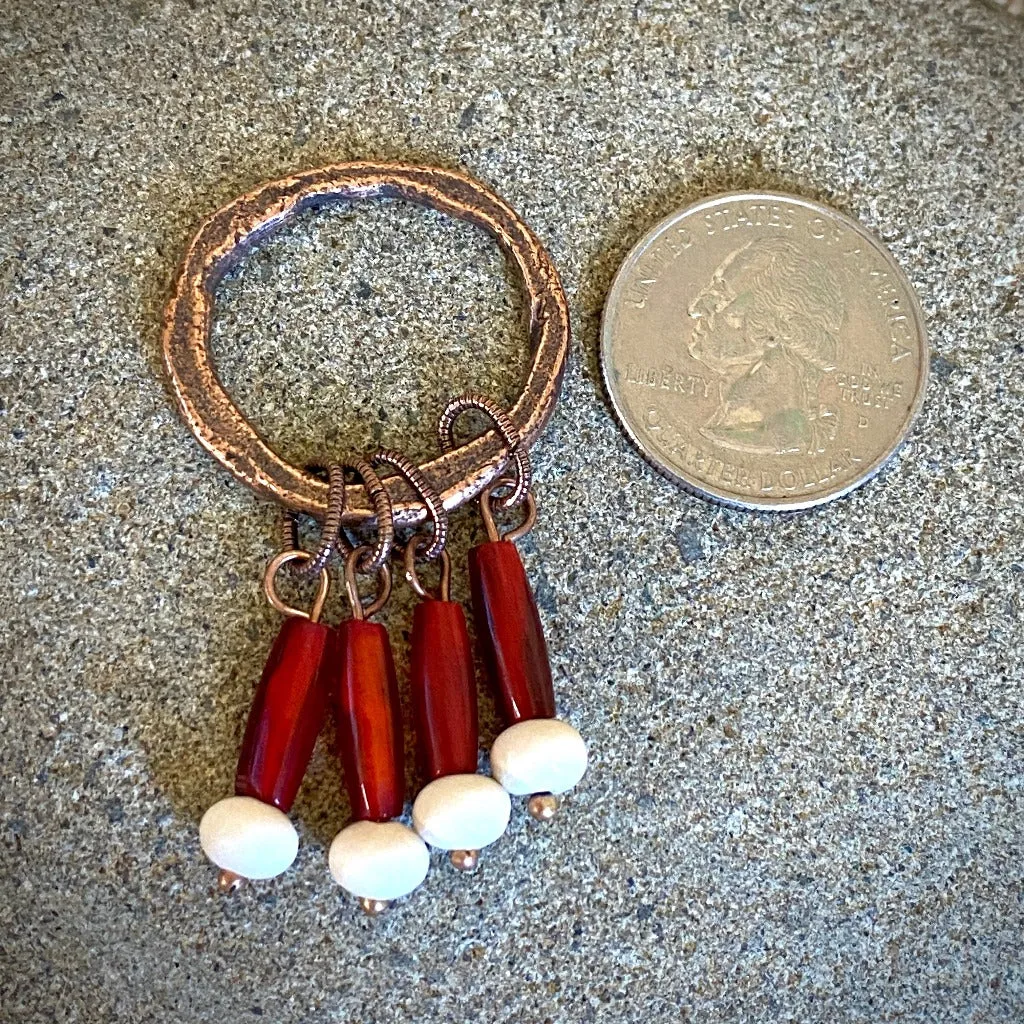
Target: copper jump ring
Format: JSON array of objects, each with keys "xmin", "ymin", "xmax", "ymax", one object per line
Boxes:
[
  {"xmin": 480, "ymin": 477, "xmax": 538, "ymax": 544},
  {"xmin": 280, "ymin": 463, "xmax": 349, "ymax": 577},
  {"xmin": 162, "ymin": 162, "xmax": 569, "ymax": 527},
  {"xmin": 438, "ymin": 393, "xmax": 532, "ymax": 508},
  {"xmin": 371, "ymin": 448, "xmax": 448, "ymax": 560},
  {"xmin": 343, "ymin": 545, "xmax": 393, "ymax": 622},
  {"xmin": 264, "ymin": 550, "xmax": 331, "ymax": 623},
  {"xmin": 402, "ymin": 535, "xmax": 452, "ymax": 602}
]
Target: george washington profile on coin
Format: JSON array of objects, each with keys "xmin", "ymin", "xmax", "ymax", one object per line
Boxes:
[
  {"xmin": 601, "ymin": 192, "xmax": 928, "ymax": 510},
  {"xmin": 686, "ymin": 237, "xmax": 845, "ymax": 457}
]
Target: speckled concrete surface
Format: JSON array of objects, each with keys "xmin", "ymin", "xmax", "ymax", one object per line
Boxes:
[{"xmin": 1, "ymin": 2, "xmax": 1022, "ymax": 1021}]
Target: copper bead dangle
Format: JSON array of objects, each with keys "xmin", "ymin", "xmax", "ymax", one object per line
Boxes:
[
  {"xmin": 405, "ymin": 540, "xmax": 512, "ymax": 871},
  {"xmin": 471, "ymin": 496, "xmax": 588, "ymax": 818},
  {"xmin": 372, "ymin": 447, "xmax": 512, "ymax": 871},
  {"xmin": 199, "ymin": 550, "xmax": 334, "ymax": 887},
  {"xmin": 327, "ymin": 543, "xmax": 429, "ymax": 913},
  {"xmin": 468, "ymin": 485, "xmax": 588, "ymax": 821},
  {"xmin": 440, "ymin": 395, "xmax": 587, "ymax": 820}
]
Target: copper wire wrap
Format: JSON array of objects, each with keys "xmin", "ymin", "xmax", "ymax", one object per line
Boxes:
[
  {"xmin": 438, "ymin": 393, "xmax": 532, "ymax": 508},
  {"xmin": 345, "ymin": 460, "xmax": 395, "ymax": 574},
  {"xmin": 280, "ymin": 463, "xmax": 349, "ymax": 578},
  {"xmin": 371, "ymin": 448, "xmax": 448, "ymax": 561}
]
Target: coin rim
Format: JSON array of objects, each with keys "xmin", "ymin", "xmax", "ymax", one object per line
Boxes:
[{"xmin": 600, "ymin": 190, "xmax": 930, "ymax": 512}]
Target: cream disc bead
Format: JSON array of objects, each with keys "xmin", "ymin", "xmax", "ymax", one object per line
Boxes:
[
  {"xmin": 412, "ymin": 774, "xmax": 511, "ymax": 851},
  {"xmin": 199, "ymin": 795, "xmax": 299, "ymax": 880},
  {"xmin": 328, "ymin": 820, "xmax": 430, "ymax": 901},
  {"xmin": 490, "ymin": 718, "xmax": 588, "ymax": 796}
]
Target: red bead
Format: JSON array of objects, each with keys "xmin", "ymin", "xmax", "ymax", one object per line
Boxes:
[
  {"xmin": 410, "ymin": 600, "xmax": 479, "ymax": 780},
  {"xmin": 331, "ymin": 619, "xmax": 405, "ymax": 822},
  {"xmin": 234, "ymin": 617, "xmax": 331, "ymax": 812},
  {"xmin": 469, "ymin": 540, "xmax": 556, "ymax": 725}
]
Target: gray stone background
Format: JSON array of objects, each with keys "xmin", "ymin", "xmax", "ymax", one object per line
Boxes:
[{"xmin": 1, "ymin": 1, "xmax": 1021, "ymax": 1021}]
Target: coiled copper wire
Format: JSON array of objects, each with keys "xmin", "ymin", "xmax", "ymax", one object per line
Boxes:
[
  {"xmin": 280, "ymin": 463, "xmax": 349, "ymax": 578},
  {"xmin": 371, "ymin": 447, "xmax": 448, "ymax": 561},
  {"xmin": 438, "ymin": 393, "xmax": 532, "ymax": 508},
  {"xmin": 345, "ymin": 459, "xmax": 395, "ymax": 574}
]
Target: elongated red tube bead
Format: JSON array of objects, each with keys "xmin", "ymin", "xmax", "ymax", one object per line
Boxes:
[
  {"xmin": 410, "ymin": 600, "xmax": 478, "ymax": 780},
  {"xmin": 234, "ymin": 617, "xmax": 331, "ymax": 812},
  {"xmin": 331, "ymin": 620, "xmax": 405, "ymax": 822},
  {"xmin": 469, "ymin": 540, "xmax": 556, "ymax": 725}
]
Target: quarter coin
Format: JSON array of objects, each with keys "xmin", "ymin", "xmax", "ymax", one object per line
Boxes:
[{"xmin": 601, "ymin": 192, "xmax": 929, "ymax": 510}]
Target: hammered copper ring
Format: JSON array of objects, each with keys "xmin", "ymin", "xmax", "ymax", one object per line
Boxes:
[{"xmin": 162, "ymin": 161, "xmax": 570, "ymax": 528}]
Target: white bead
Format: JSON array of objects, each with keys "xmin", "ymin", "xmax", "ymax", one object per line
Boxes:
[
  {"xmin": 199, "ymin": 795, "xmax": 299, "ymax": 880},
  {"xmin": 490, "ymin": 718, "xmax": 588, "ymax": 796},
  {"xmin": 412, "ymin": 774, "xmax": 511, "ymax": 851},
  {"xmin": 328, "ymin": 820, "xmax": 429, "ymax": 901}
]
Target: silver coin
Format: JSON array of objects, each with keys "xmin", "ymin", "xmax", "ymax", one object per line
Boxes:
[{"xmin": 601, "ymin": 192, "xmax": 929, "ymax": 510}]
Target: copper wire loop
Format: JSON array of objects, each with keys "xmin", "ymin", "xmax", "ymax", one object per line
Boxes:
[
  {"xmin": 402, "ymin": 535, "xmax": 452, "ymax": 602},
  {"xmin": 264, "ymin": 550, "xmax": 331, "ymax": 623},
  {"xmin": 281, "ymin": 464, "xmax": 349, "ymax": 577},
  {"xmin": 344, "ymin": 460, "xmax": 394, "ymax": 573},
  {"xmin": 344, "ymin": 545, "xmax": 393, "ymax": 621},
  {"xmin": 371, "ymin": 448, "xmax": 448, "ymax": 560},
  {"xmin": 480, "ymin": 478, "xmax": 537, "ymax": 544},
  {"xmin": 162, "ymin": 162, "xmax": 569, "ymax": 526},
  {"xmin": 438, "ymin": 394, "xmax": 532, "ymax": 508}
]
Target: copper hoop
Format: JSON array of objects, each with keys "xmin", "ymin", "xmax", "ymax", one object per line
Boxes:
[{"xmin": 162, "ymin": 161, "xmax": 570, "ymax": 528}]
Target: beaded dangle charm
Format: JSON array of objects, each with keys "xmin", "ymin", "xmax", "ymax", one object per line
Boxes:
[
  {"xmin": 441, "ymin": 400, "xmax": 588, "ymax": 821},
  {"xmin": 327, "ymin": 542, "xmax": 430, "ymax": 912},
  {"xmin": 472, "ymin": 494, "xmax": 589, "ymax": 819},
  {"xmin": 162, "ymin": 161, "xmax": 582, "ymax": 907},
  {"xmin": 198, "ymin": 550, "xmax": 333, "ymax": 888},
  {"xmin": 406, "ymin": 540, "xmax": 512, "ymax": 870}
]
